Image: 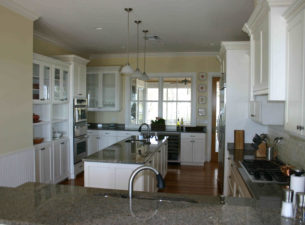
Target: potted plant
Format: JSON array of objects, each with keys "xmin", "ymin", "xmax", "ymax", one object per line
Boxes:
[{"xmin": 151, "ymin": 117, "xmax": 166, "ymax": 131}]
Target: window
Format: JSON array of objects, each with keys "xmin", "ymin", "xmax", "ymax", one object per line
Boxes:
[{"xmin": 127, "ymin": 74, "xmax": 196, "ymax": 127}]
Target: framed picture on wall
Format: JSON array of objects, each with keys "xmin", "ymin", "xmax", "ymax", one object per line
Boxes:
[
  {"xmin": 198, "ymin": 108, "xmax": 207, "ymax": 116},
  {"xmin": 199, "ymin": 72, "xmax": 207, "ymax": 81},
  {"xmin": 198, "ymin": 96, "xmax": 207, "ymax": 104},
  {"xmin": 198, "ymin": 84, "xmax": 207, "ymax": 92}
]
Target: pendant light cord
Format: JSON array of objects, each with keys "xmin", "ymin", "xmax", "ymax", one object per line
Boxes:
[
  {"xmin": 143, "ymin": 30, "xmax": 148, "ymax": 73},
  {"xmin": 127, "ymin": 10, "xmax": 130, "ymax": 64}
]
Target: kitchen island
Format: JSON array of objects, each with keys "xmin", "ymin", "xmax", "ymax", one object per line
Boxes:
[
  {"xmin": 0, "ymin": 182, "xmax": 296, "ymax": 225},
  {"xmin": 83, "ymin": 135, "xmax": 168, "ymax": 192}
]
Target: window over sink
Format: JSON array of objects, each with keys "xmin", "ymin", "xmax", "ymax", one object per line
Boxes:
[{"xmin": 126, "ymin": 73, "xmax": 196, "ymax": 128}]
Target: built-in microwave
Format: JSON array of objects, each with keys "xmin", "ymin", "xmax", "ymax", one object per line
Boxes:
[{"xmin": 74, "ymin": 98, "xmax": 87, "ymax": 123}]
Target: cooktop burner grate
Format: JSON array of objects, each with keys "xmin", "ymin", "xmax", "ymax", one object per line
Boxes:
[{"xmin": 241, "ymin": 160, "xmax": 289, "ymax": 184}]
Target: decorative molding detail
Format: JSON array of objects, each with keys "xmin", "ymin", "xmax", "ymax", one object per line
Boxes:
[
  {"xmin": 90, "ymin": 51, "xmax": 219, "ymax": 60},
  {"xmin": 220, "ymin": 41, "xmax": 250, "ymax": 53},
  {"xmin": 0, "ymin": 0, "xmax": 39, "ymax": 21},
  {"xmin": 283, "ymin": 0, "xmax": 305, "ymax": 21},
  {"xmin": 34, "ymin": 31, "xmax": 82, "ymax": 55},
  {"xmin": 53, "ymin": 55, "xmax": 90, "ymax": 65}
]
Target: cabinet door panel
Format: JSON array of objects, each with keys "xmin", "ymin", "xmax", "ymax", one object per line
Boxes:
[
  {"xmin": 79, "ymin": 65, "xmax": 86, "ymax": 97},
  {"xmin": 53, "ymin": 142, "xmax": 61, "ymax": 182},
  {"xmin": 87, "ymin": 135, "xmax": 99, "ymax": 155},
  {"xmin": 180, "ymin": 139, "xmax": 193, "ymax": 162},
  {"xmin": 192, "ymin": 140, "xmax": 205, "ymax": 164},
  {"xmin": 285, "ymin": 14, "xmax": 304, "ymax": 133},
  {"xmin": 60, "ymin": 141, "xmax": 68, "ymax": 178}
]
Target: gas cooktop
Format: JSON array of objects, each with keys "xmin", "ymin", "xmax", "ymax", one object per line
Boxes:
[{"xmin": 240, "ymin": 160, "xmax": 289, "ymax": 184}]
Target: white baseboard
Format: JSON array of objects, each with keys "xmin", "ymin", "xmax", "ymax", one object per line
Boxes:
[{"xmin": 0, "ymin": 146, "xmax": 35, "ymax": 187}]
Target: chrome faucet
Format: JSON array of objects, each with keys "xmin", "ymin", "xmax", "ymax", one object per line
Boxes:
[
  {"xmin": 138, "ymin": 123, "xmax": 151, "ymax": 142},
  {"xmin": 128, "ymin": 165, "xmax": 165, "ymax": 199}
]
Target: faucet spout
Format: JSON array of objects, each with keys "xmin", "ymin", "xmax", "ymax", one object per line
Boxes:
[
  {"xmin": 128, "ymin": 165, "xmax": 165, "ymax": 199},
  {"xmin": 138, "ymin": 123, "xmax": 151, "ymax": 143}
]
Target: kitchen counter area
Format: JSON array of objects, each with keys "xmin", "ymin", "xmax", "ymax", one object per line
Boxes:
[{"xmin": 0, "ymin": 182, "xmax": 297, "ymax": 225}]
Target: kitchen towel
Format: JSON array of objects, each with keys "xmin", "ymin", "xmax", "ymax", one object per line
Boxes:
[{"xmin": 290, "ymin": 174, "xmax": 305, "ymax": 204}]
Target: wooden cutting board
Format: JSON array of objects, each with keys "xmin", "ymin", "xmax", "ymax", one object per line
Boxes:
[
  {"xmin": 255, "ymin": 142, "xmax": 267, "ymax": 158},
  {"xmin": 234, "ymin": 130, "xmax": 245, "ymax": 150}
]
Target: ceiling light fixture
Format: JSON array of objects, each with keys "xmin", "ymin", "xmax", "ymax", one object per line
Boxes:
[
  {"xmin": 141, "ymin": 30, "xmax": 149, "ymax": 81},
  {"xmin": 120, "ymin": 8, "xmax": 134, "ymax": 75},
  {"xmin": 95, "ymin": 27, "xmax": 103, "ymax": 30},
  {"xmin": 134, "ymin": 20, "xmax": 142, "ymax": 78}
]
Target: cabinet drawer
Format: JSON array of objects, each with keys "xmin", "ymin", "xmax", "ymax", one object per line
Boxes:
[{"xmin": 181, "ymin": 133, "xmax": 205, "ymax": 139}]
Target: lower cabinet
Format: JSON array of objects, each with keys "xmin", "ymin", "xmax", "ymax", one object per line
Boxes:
[
  {"xmin": 87, "ymin": 135, "xmax": 100, "ymax": 156},
  {"xmin": 35, "ymin": 138, "xmax": 69, "ymax": 184},
  {"xmin": 84, "ymin": 141, "xmax": 168, "ymax": 192},
  {"xmin": 181, "ymin": 133, "xmax": 206, "ymax": 165},
  {"xmin": 227, "ymin": 159, "xmax": 252, "ymax": 198}
]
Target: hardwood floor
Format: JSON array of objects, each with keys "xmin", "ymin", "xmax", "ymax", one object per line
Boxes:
[
  {"xmin": 159, "ymin": 162, "xmax": 219, "ymax": 196},
  {"xmin": 60, "ymin": 162, "xmax": 219, "ymax": 196}
]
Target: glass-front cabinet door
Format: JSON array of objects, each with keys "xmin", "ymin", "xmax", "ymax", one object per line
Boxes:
[
  {"xmin": 53, "ymin": 66, "xmax": 69, "ymax": 103},
  {"xmin": 87, "ymin": 66, "xmax": 121, "ymax": 111},
  {"xmin": 33, "ymin": 61, "xmax": 51, "ymax": 103}
]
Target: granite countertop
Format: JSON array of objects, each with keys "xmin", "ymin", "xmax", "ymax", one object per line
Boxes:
[
  {"xmin": 0, "ymin": 182, "xmax": 298, "ymax": 225},
  {"xmin": 83, "ymin": 135, "xmax": 168, "ymax": 164},
  {"xmin": 87, "ymin": 123, "xmax": 207, "ymax": 133}
]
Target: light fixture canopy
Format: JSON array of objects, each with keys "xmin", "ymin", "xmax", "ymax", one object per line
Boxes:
[
  {"xmin": 141, "ymin": 30, "xmax": 149, "ymax": 81},
  {"xmin": 120, "ymin": 8, "xmax": 134, "ymax": 74}
]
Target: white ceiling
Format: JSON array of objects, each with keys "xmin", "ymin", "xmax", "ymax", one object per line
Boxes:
[{"xmin": 14, "ymin": 0, "xmax": 253, "ymax": 54}]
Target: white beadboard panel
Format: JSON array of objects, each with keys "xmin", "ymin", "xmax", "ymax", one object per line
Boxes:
[{"xmin": 0, "ymin": 147, "xmax": 35, "ymax": 187}]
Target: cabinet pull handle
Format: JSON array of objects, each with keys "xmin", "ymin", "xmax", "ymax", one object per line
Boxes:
[
  {"xmin": 251, "ymin": 114, "xmax": 255, "ymax": 117},
  {"xmin": 41, "ymin": 148, "xmax": 45, "ymax": 151},
  {"xmin": 40, "ymin": 98, "xmax": 45, "ymax": 101},
  {"xmin": 297, "ymin": 125, "xmax": 301, "ymax": 130},
  {"xmin": 79, "ymin": 93, "xmax": 83, "ymax": 95},
  {"xmin": 300, "ymin": 126, "xmax": 304, "ymax": 130},
  {"xmin": 60, "ymin": 142, "xmax": 64, "ymax": 145}
]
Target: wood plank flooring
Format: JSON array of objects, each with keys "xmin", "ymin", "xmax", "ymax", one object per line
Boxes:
[{"xmin": 60, "ymin": 162, "xmax": 219, "ymax": 196}]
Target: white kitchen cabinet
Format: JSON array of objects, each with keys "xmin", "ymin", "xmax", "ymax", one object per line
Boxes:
[
  {"xmin": 181, "ymin": 133, "xmax": 206, "ymax": 165},
  {"xmin": 284, "ymin": 2, "xmax": 305, "ymax": 136},
  {"xmin": 87, "ymin": 135, "xmax": 100, "ymax": 156},
  {"xmin": 53, "ymin": 139, "xmax": 69, "ymax": 183},
  {"xmin": 87, "ymin": 66, "xmax": 121, "ymax": 111},
  {"xmin": 33, "ymin": 60, "xmax": 51, "ymax": 103},
  {"xmin": 243, "ymin": 0, "xmax": 292, "ymax": 100},
  {"xmin": 35, "ymin": 143, "xmax": 53, "ymax": 184},
  {"xmin": 249, "ymin": 96, "xmax": 284, "ymax": 125},
  {"xmin": 53, "ymin": 55, "xmax": 90, "ymax": 98},
  {"xmin": 52, "ymin": 65, "xmax": 69, "ymax": 103}
]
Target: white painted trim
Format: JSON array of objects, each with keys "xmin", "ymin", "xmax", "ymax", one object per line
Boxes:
[
  {"xmin": 283, "ymin": 0, "xmax": 305, "ymax": 21},
  {"xmin": 207, "ymin": 72, "xmax": 221, "ymax": 162},
  {"xmin": 0, "ymin": 145, "xmax": 34, "ymax": 158},
  {"xmin": 124, "ymin": 72, "xmax": 197, "ymax": 129},
  {"xmin": 0, "ymin": 0, "xmax": 39, "ymax": 21},
  {"xmin": 34, "ymin": 31, "xmax": 82, "ymax": 55},
  {"xmin": 53, "ymin": 55, "xmax": 90, "ymax": 65},
  {"xmin": 90, "ymin": 51, "xmax": 219, "ymax": 60},
  {"xmin": 220, "ymin": 42, "xmax": 250, "ymax": 52}
]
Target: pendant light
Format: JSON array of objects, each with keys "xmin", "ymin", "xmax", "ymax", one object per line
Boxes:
[
  {"xmin": 120, "ymin": 8, "xmax": 134, "ymax": 74},
  {"xmin": 133, "ymin": 20, "xmax": 142, "ymax": 78},
  {"xmin": 141, "ymin": 30, "xmax": 149, "ymax": 81}
]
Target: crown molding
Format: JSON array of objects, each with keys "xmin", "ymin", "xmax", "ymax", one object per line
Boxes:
[
  {"xmin": 283, "ymin": 0, "xmax": 305, "ymax": 21},
  {"xmin": 52, "ymin": 55, "xmax": 90, "ymax": 65},
  {"xmin": 34, "ymin": 31, "xmax": 82, "ymax": 55},
  {"xmin": 220, "ymin": 41, "xmax": 250, "ymax": 53},
  {"xmin": 0, "ymin": 0, "xmax": 39, "ymax": 21},
  {"xmin": 90, "ymin": 51, "xmax": 219, "ymax": 60}
]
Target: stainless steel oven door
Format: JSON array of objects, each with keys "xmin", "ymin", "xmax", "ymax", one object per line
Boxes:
[
  {"xmin": 74, "ymin": 122, "xmax": 87, "ymax": 137},
  {"xmin": 74, "ymin": 107, "xmax": 87, "ymax": 123},
  {"xmin": 74, "ymin": 135, "xmax": 87, "ymax": 164}
]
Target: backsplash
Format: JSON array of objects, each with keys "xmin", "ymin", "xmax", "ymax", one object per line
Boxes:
[{"xmin": 268, "ymin": 126, "xmax": 305, "ymax": 170}]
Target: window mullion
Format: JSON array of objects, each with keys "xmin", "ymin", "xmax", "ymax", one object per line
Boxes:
[{"xmin": 159, "ymin": 78, "xmax": 163, "ymax": 118}]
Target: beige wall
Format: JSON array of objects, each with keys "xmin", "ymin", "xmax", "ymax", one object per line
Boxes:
[
  {"xmin": 88, "ymin": 55, "xmax": 220, "ymax": 124},
  {"xmin": 0, "ymin": 5, "xmax": 33, "ymax": 154},
  {"xmin": 33, "ymin": 36, "xmax": 89, "ymax": 59}
]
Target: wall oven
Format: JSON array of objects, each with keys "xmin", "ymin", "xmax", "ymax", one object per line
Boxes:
[
  {"xmin": 74, "ymin": 98, "xmax": 87, "ymax": 123},
  {"xmin": 74, "ymin": 135, "xmax": 87, "ymax": 164}
]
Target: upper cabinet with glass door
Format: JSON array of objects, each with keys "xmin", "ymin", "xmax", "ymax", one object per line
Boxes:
[
  {"xmin": 87, "ymin": 66, "xmax": 121, "ymax": 111},
  {"xmin": 33, "ymin": 60, "xmax": 51, "ymax": 104},
  {"xmin": 52, "ymin": 64, "xmax": 69, "ymax": 103}
]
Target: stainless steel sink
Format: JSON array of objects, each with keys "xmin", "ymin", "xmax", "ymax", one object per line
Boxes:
[{"xmin": 94, "ymin": 192, "xmax": 199, "ymax": 204}]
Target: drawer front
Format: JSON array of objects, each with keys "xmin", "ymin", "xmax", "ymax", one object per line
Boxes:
[{"xmin": 181, "ymin": 133, "xmax": 205, "ymax": 139}]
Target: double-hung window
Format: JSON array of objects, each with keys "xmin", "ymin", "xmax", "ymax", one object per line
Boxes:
[{"xmin": 127, "ymin": 74, "xmax": 196, "ymax": 128}]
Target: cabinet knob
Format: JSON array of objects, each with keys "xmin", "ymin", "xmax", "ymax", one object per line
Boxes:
[
  {"xmin": 40, "ymin": 98, "xmax": 45, "ymax": 101},
  {"xmin": 79, "ymin": 93, "xmax": 83, "ymax": 96},
  {"xmin": 60, "ymin": 142, "xmax": 65, "ymax": 145},
  {"xmin": 297, "ymin": 125, "xmax": 301, "ymax": 130},
  {"xmin": 41, "ymin": 147, "xmax": 45, "ymax": 151},
  {"xmin": 300, "ymin": 126, "xmax": 304, "ymax": 131},
  {"xmin": 250, "ymin": 114, "xmax": 255, "ymax": 117}
]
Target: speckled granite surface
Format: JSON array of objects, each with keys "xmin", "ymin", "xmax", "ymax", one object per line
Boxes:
[
  {"xmin": 83, "ymin": 136, "xmax": 168, "ymax": 164},
  {"xmin": 0, "ymin": 183, "xmax": 299, "ymax": 225}
]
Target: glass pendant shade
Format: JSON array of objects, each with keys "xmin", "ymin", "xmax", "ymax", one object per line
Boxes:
[
  {"xmin": 141, "ymin": 71, "xmax": 149, "ymax": 81},
  {"xmin": 121, "ymin": 63, "xmax": 134, "ymax": 74}
]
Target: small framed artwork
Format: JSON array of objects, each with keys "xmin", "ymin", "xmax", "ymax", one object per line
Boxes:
[
  {"xmin": 198, "ymin": 108, "xmax": 206, "ymax": 116},
  {"xmin": 199, "ymin": 72, "xmax": 207, "ymax": 81},
  {"xmin": 198, "ymin": 84, "xmax": 207, "ymax": 92},
  {"xmin": 198, "ymin": 96, "xmax": 207, "ymax": 104}
]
